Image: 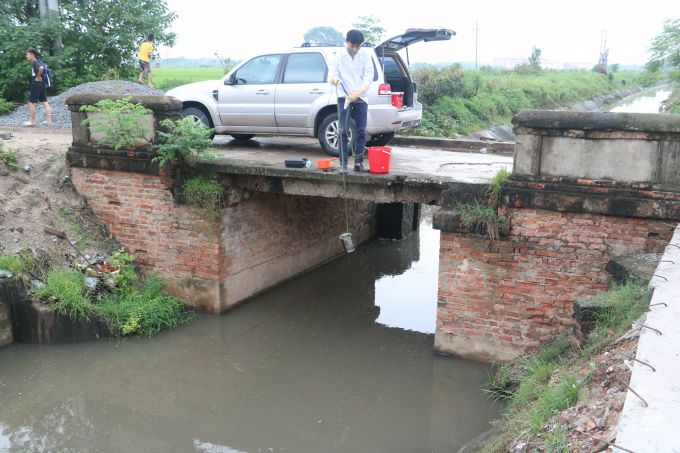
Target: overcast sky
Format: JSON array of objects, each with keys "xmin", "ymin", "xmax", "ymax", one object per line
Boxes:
[{"xmin": 160, "ymin": 0, "xmax": 673, "ymax": 66}]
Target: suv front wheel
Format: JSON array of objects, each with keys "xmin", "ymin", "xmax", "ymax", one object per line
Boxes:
[{"xmin": 318, "ymin": 112, "xmax": 356, "ymax": 157}]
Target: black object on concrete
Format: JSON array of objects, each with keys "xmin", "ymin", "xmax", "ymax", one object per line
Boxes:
[
  {"xmin": 377, "ymin": 202, "xmax": 419, "ymax": 240},
  {"xmin": 284, "ymin": 157, "xmax": 309, "ymax": 168}
]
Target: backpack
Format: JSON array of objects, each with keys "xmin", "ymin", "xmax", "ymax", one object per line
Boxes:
[{"xmin": 36, "ymin": 59, "xmax": 51, "ymax": 87}]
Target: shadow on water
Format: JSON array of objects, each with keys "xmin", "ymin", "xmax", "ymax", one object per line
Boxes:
[{"xmin": 0, "ymin": 207, "xmax": 501, "ymax": 453}]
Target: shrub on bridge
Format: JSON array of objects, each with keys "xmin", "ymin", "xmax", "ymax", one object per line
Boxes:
[
  {"xmin": 79, "ymin": 97, "xmax": 154, "ymax": 150},
  {"xmin": 153, "ymin": 116, "xmax": 216, "ymax": 167}
]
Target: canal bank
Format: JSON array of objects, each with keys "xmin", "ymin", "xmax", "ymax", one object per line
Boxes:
[{"xmin": 0, "ymin": 207, "xmax": 502, "ymax": 453}]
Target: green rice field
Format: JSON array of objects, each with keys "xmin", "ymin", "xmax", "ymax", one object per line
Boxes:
[{"xmin": 152, "ymin": 67, "xmax": 225, "ymax": 83}]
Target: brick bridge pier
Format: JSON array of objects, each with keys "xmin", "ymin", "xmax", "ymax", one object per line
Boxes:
[
  {"xmin": 65, "ymin": 95, "xmax": 680, "ymax": 362},
  {"xmin": 433, "ymin": 110, "xmax": 680, "ymax": 361}
]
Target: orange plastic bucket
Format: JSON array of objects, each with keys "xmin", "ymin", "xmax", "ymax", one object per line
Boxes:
[{"xmin": 367, "ymin": 147, "xmax": 392, "ymax": 173}]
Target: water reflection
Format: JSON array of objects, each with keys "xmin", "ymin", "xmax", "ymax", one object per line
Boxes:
[
  {"xmin": 0, "ymin": 206, "xmax": 499, "ymax": 452},
  {"xmin": 606, "ymin": 86, "xmax": 672, "ymax": 113}
]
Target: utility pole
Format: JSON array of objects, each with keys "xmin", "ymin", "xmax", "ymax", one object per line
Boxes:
[
  {"xmin": 472, "ymin": 22, "xmax": 481, "ymax": 69},
  {"xmin": 39, "ymin": 0, "xmax": 62, "ymax": 52}
]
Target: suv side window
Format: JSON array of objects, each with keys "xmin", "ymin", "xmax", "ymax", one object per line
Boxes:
[
  {"xmin": 283, "ymin": 53, "xmax": 328, "ymax": 83},
  {"xmin": 233, "ymin": 54, "xmax": 282, "ymax": 84},
  {"xmin": 379, "ymin": 56, "xmax": 404, "ymax": 78}
]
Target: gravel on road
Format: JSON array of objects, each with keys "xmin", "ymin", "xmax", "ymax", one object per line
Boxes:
[{"xmin": 0, "ymin": 81, "xmax": 165, "ymax": 129}]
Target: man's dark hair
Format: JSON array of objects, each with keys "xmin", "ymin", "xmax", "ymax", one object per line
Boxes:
[
  {"xmin": 148, "ymin": 33, "xmax": 154, "ymax": 41},
  {"xmin": 346, "ymin": 30, "xmax": 364, "ymax": 45},
  {"xmin": 26, "ymin": 48, "xmax": 38, "ymax": 57}
]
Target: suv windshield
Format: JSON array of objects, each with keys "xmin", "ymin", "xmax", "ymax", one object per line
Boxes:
[{"xmin": 234, "ymin": 54, "xmax": 281, "ymax": 84}]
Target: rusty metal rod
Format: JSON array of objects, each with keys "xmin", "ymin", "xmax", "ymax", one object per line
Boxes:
[
  {"xmin": 619, "ymin": 352, "xmax": 656, "ymax": 371},
  {"xmin": 581, "ymin": 432, "xmax": 635, "ymax": 453},
  {"xmin": 636, "ymin": 324, "xmax": 663, "ymax": 335},
  {"xmin": 640, "ymin": 303, "xmax": 667, "ymax": 308},
  {"xmin": 652, "ymin": 260, "xmax": 674, "ymax": 264},
  {"xmin": 662, "ymin": 222, "xmax": 678, "ymax": 228},
  {"xmin": 635, "ymin": 269, "xmax": 668, "ymax": 281},
  {"xmin": 580, "ymin": 432, "xmax": 635, "ymax": 453},
  {"xmin": 662, "ymin": 242, "xmax": 680, "ymax": 249},
  {"xmin": 621, "ymin": 383, "xmax": 649, "ymax": 407}
]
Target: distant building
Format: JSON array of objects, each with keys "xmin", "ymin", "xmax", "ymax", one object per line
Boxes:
[{"xmin": 565, "ymin": 62, "xmax": 593, "ymax": 70}]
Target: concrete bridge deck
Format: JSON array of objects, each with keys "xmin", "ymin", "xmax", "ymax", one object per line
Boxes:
[{"xmin": 197, "ymin": 136, "xmax": 514, "ymax": 205}]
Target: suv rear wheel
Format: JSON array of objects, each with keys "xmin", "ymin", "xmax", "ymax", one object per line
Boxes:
[
  {"xmin": 367, "ymin": 132, "xmax": 395, "ymax": 147},
  {"xmin": 230, "ymin": 134, "xmax": 255, "ymax": 140},
  {"xmin": 318, "ymin": 112, "xmax": 356, "ymax": 157},
  {"xmin": 182, "ymin": 106, "xmax": 215, "ymax": 139}
]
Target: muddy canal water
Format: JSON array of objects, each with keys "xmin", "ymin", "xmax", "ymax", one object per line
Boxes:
[{"xmin": 0, "ymin": 207, "xmax": 500, "ymax": 453}]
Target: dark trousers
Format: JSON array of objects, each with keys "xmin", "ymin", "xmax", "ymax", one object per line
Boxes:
[{"xmin": 338, "ymin": 98, "xmax": 368, "ymax": 166}]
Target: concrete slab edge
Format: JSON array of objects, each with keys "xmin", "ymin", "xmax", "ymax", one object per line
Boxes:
[
  {"xmin": 616, "ymin": 227, "xmax": 680, "ymax": 452},
  {"xmin": 391, "ymin": 136, "xmax": 514, "ymax": 155}
]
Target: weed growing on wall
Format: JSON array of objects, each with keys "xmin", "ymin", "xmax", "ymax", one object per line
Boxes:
[
  {"xmin": 0, "ymin": 141, "xmax": 18, "ymax": 170},
  {"xmin": 182, "ymin": 176, "xmax": 227, "ymax": 240},
  {"xmin": 80, "ymin": 97, "xmax": 153, "ymax": 150},
  {"xmin": 454, "ymin": 201, "xmax": 507, "ymax": 242},
  {"xmin": 154, "ymin": 117, "xmax": 216, "ymax": 167},
  {"xmin": 453, "ymin": 167, "xmax": 510, "ymax": 241}
]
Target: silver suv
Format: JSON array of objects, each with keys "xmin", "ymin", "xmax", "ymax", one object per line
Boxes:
[{"xmin": 166, "ymin": 29, "xmax": 455, "ymax": 156}]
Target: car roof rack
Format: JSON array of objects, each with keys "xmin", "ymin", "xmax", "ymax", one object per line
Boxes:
[{"xmin": 299, "ymin": 42, "xmax": 341, "ymax": 47}]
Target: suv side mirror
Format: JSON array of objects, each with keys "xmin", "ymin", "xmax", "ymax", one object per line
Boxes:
[{"xmin": 224, "ymin": 76, "xmax": 232, "ymax": 85}]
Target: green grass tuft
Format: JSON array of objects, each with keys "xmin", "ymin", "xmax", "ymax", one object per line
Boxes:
[
  {"xmin": 454, "ymin": 201, "xmax": 507, "ymax": 241},
  {"xmin": 0, "ymin": 141, "xmax": 19, "ymax": 170},
  {"xmin": 0, "ymin": 250, "xmax": 34, "ymax": 275},
  {"xmin": 486, "ymin": 167, "xmax": 510, "ymax": 201},
  {"xmin": 33, "ymin": 269, "xmax": 92, "ymax": 320}
]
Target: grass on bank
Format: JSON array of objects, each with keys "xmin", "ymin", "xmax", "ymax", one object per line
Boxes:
[
  {"xmin": 409, "ymin": 66, "xmax": 638, "ymax": 137},
  {"xmin": 481, "ymin": 278, "xmax": 649, "ymax": 453},
  {"xmin": 5, "ymin": 249, "xmax": 194, "ymax": 337},
  {"xmin": 0, "ymin": 141, "xmax": 19, "ymax": 170}
]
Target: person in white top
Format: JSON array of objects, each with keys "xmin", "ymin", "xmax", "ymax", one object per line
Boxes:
[{"xmin": 328, "ymin": 29, "xmax": 374, "ymax": 174}]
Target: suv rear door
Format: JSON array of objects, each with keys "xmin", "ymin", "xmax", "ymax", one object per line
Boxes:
[
  {"xmin": 218, "ymin": 54, "xmax": 283, "ymax": 133},
  {"xmin": 275, "ymin": 52, "xmax": 331, "ymax": 133}
]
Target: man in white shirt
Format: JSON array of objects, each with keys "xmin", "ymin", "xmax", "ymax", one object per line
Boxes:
[{"xmin": 328, "ymin": 29, "xmax": 374, "ymax": 174}]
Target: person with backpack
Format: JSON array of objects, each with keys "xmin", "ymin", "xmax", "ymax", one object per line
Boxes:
[{"xmin": 23, "ymin": 48, "xmax": 52, "ymax": 127}]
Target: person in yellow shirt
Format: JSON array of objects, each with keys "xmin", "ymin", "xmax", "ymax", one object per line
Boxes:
[{"xmin": 138, "ymin": 34, "xmax": 154, "ymax": 88}]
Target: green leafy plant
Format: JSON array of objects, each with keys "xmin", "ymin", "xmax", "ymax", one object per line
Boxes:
[
  {"xmin": 303, "ymin": 26, "xmax": 344, "ymax": 45},
  {"xmin": 0, "ymin": 141, "xmax": 19, "ymax": 170},
  {"xmin": 351, "ymin": 15, "xmax": 386, "ymax": 43},
  {"xmin": 0, "ymin": 0, "xmax": 177, "ymax": 102},
  {"xmin": 107, "ymin": 248, "xmax": 137, "ymax": 296},
  {"xmin": 0, "ymin": 97, "xmax": 11, "ymax": 115},
  {"xmin": 153, "ymin": 116, "xmax": 216, "ymax": 167},
  {"xmin": 80, "ymin": 97, "xmax": 154, "ymax": 150},
  {"xmin": 483, "ymin": 361, "xmax": 514, "ymax": 401},
  {"xmin": 214, "ymin": 51, "xmax": 236, "ymax": 75}
]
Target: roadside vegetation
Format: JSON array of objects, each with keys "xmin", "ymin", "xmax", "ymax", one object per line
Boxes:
[
  {"xmin": 480, "ymin": 278, "xmax": 650, "ymax": 452},
  {"xmin": 2, "ymin": 248, "xmax": 194, "ymax": 337},
  {"xmin": 408, "ymin": 66, "xmax": 636, "ymax": 137},
  {"xmin": 0, "ymin": 141, "xmax": 19, "ymax": 170}
]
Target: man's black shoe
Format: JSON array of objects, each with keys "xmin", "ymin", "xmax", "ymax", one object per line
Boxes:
[
  {"xmin": 354, "ymin": 163, "xmax": 370, "ymax": 173},
  {"xmin": 336, "ymin": 166, "xmax": 348, "ymax": 174}
]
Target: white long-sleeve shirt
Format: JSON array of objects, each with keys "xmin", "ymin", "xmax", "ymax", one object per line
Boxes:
[{"xmin": 327, "ymin": 47, "xmax": 374, "ymax": 104}]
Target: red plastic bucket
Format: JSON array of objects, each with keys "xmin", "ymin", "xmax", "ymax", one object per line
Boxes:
[
  {"xmin": 391, "ymin": 92, "xmax": 404, "ymax": 109},
  {"xmin": 367, "ymin": 147, "xmax": 392, "ymax": 173}
]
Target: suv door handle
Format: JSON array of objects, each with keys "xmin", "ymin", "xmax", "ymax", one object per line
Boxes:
[
  {"xmin": 256, "ymin": 90, "xmax": 269, "ymax": 95},
  {"xmin": 309, "ymin": 89, "xmax": 325, "ymax": 94}
]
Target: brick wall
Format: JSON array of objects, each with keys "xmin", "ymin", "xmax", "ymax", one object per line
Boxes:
[
  {"xmin": 436, "ymin": 207, "xmax": 674, "ymax": 361},
  {"xmin": 71, "ymin": 168, "xmax": 376, "ymax": 313}
]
